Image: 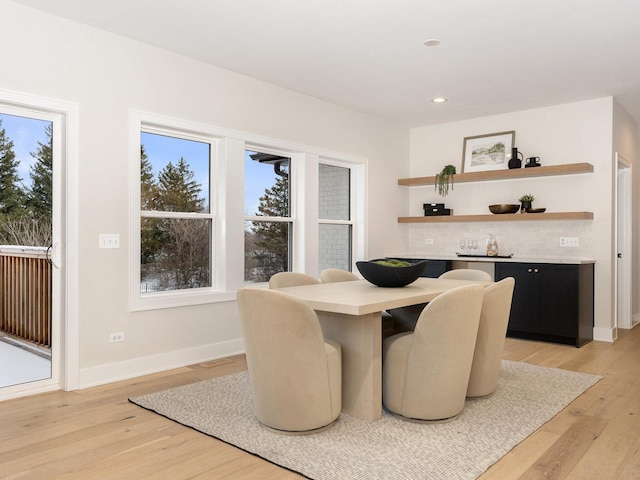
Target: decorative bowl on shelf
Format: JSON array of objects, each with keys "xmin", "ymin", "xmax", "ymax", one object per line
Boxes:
[
  {"xmin": 488, "ymin": 204, "xmax": 520, "ymax": 214},
  {"xmin": 525, "ymin": 207, "xmax": 546, "ymax": 213},
  {"xmin": 356, "ymin": 259, "xmax": 427, "ymax": 288}
]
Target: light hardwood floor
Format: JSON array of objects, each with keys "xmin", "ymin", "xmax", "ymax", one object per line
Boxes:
[{"xmin": 2, "ymin": 329, "xmax": 640, "ymax": 479}]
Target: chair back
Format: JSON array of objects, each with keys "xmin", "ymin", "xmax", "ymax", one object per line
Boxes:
[
  {"xmin": 320, "ymin": 268, "xmax": 358, "ymax": 283},
  {"xmin": 439, "ymin": 269, "xmax": 492, "ymax": 282},
  {"xmin": 467, "ymin": 277, "xmax": 515, "ymax": 397},
  {"xmin": 237, "ymin": 288, "xmax": 340, "ymax": 432},
  {"xmin": 384, "ymin": 284, "xmax": 484, "ymax": 420},
  {"xmin": 269, "ymin": 272, "xmax": 320, "ymax": 288}
]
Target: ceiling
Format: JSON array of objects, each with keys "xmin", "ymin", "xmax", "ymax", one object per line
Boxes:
[{"xmin": 11, "ymin": 0, "xmax": 640, "ymax": 127}]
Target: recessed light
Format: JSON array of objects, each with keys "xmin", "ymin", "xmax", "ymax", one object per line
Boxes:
[
  {"xmin": 431, "ymin": 97, "xmax": 448, "ymax": 103},
  {"xmin": 424, "ymin": 39, "xmax": 440, "ymax": 47}
]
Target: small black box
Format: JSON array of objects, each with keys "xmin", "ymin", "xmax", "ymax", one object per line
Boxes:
[
  {"xmin": 423, "ymin": 203, "xmax": 451, "ymax": 216},
  {"xmin": 424, "ymin": 208, "xmax": 452, "ymax": 216}
]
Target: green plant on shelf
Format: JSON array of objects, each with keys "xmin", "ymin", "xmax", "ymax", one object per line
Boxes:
[{"xmin": 435, "ymin": 165, "xmax": 456, "ymax": 196}]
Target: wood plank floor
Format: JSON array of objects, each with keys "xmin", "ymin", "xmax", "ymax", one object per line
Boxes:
[{"xmin": 2, "ymin": 329, "xmax": 640, "ymax": 479}]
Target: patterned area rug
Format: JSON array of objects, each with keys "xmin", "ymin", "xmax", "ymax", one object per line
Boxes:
[{"xmin": 130, "ymin": 361, "xmax": 601, "ymax": 480}]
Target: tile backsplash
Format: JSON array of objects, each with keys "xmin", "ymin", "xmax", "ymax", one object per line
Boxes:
[{"xmin": 405, "ymin": 220, "xmax": 593, "ymax": 259}]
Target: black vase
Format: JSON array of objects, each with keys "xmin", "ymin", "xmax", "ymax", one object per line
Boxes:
[
  {"xmin": 508, "ymin": 157, "xmax": 522, "ymax": 169},
  {"xmin": 521, "ymin": 201, "xmax": 532, "ymax": 212}
]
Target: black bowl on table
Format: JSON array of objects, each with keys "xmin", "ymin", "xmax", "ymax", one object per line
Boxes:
[{"xmin": 356, "ymin": 259, "xmax": 427, "ymax": 287}]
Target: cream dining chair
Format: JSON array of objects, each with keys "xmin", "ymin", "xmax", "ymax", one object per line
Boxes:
[
  {"xmin": 389, "ymin": 268, "xmax": 492, "ymax": 333},
  {"xmin": 383, "ymin": 284, "xmax": 484, "ymax": 422},
  {"xmin": 268, "ymin": 271, "xmax": 320, "ymax": 288},
  {"xmin": 467, "ymin": 277, "xmax": 515, "ymax": 398},
  {"xmin": 320, "ymin": 268, "xmax": 358, "ymax": 283},
  {"xmin": 236, "ymin": 288, "xmax": 342, "ymax": 434}
]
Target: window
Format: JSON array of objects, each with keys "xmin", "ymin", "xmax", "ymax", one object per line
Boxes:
[
  {"xmin": 131, "ymin": 110, "xmax": 366, "ymax": 310},
  {"xmin": 140, "ymin": 131, "xmax": 212, "ymax": 293},
  {"xmin": 318, "ymin": 163, "xmax": 353, "ymax": 271},
  {"xmin": 244, "ymin": 150, "xmax": 291, "ymax": 283}
]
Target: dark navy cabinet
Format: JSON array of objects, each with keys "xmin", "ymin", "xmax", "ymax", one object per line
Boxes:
[{"xmin": 495, "ymin": 262, "xmax": 594, "ymax": 347}]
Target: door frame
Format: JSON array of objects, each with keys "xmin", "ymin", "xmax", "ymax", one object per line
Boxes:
[{"xmin": 0, "ymin": 88, "xmax": 79, "ymax": 400}]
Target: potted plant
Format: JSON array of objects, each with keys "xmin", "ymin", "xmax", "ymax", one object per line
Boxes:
[
  {"xmin": 518, "ymin": 194, "xmax": 534, "ymax": 212},
  {"xmin": 435, "ymin": 165, "xmax": 456, "ymax": 196}
]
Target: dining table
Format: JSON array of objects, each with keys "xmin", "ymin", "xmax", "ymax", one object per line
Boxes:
[{"xmin": 273, "ymin": 276, "xmax": 490, "ymax": 421}]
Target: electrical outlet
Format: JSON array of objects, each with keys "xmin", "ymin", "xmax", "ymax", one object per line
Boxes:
[
  {"xmin": 109, "ymin": 332, "xmax": 124, "ymax": 343},
  {"xmin": 424, "ymin": 238, "xmax": 434, "ymax": 245},
  {"xmin": 99, "ymin": 234, "xmax": 120, "ymax": 249},
  {"xmin": 559, "ymin": 236, "xmax": 580, "ymax": 247}
]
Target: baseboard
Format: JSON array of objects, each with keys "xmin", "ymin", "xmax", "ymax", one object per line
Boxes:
[
  {"xmin": 593, "ymin": 327, "xmax": 616, "ymax": 343},
  {"xmin": 78, "ymin": 338, "xmax": 245, "ymax": 389}
]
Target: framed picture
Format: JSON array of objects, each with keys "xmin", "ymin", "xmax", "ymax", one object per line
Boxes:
[{"xmin": 461, "ymin": 131, "xmax": 515, "ymax": 173}]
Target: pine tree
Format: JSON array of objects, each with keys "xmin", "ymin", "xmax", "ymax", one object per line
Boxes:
[
  {"xmin": 156, "ymin": 157, "xmax": 204, "ymax": 212},
  {"xmin": 151, "ymin": 157, "xmax": 209, "ymax": 289},
  {"xmin": 27, "ymin": 123, "xmax": 53, "ymax": 218},
  {"xmin": 140, "ymin": 145, "xmax": 157, "ymax": 211},
  {"xmin": 140, "ymin": 145, "xmax": 163, "ymax": 266},
  {"xmin": 0, "ymin": 118, "xmax": 27, "ymax": 215},
  {"xmin": 250, "ymin": 174, "xmax": 290, "ymax": 279}
]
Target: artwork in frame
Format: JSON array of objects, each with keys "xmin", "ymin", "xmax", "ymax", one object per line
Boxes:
[{"xmin": 461, "ymin": 131, "xmax": 515, "ymax": 173}]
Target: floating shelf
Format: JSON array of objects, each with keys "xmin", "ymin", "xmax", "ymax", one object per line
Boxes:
[
  {"xmin": 398, "ymin": 162, "xmax": 593, "ymax": 187},
  {"xmin": 398, "ymin": 212, "xmax": 594, "ymax": 223}
]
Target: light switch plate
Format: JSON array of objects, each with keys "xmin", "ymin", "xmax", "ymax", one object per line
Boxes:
[
  {"xmin": 99, "ymin": 234, "xmax": 120, "ymax": 249},
  {"xmin": 559, "ymin": 236, "xmax": 579, "ymax": 247}
]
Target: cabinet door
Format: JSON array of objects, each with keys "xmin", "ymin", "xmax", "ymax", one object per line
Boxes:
[
  {"xmin": 536, "ymin": 265, "xmax": 579, "ymax": 337},
  {"xmin": 495, "ymin": 263, "xmax": 535, "ymax": 332}
]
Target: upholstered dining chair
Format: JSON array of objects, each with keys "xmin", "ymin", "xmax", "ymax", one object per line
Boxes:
[
  {"xmin": 320, "ymin": 268, "xmax": 358, "ymax": 283},
  {"xmin": 383, "ymin": 284, "xmax": 484, "ymax": 422},
  {"xmin": 467, "ymin": 277, "xmax": 515, "ymax": 398},
  {"xmin": 439, "ymin": 269, "xmax": 493, "ymax": 282},
  {"xmin": 389, "ymin": 268, "xmax": 492, "ymax": 333},
  {"xmin": 236, "ymin": 288, "xmax": 342, "ymax": 434},
  {"xmin": 268, "ymin": 271, "xmax": 320, "ymax": 288}
]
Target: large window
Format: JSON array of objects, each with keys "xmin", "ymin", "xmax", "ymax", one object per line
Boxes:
[
  {"xmin": 318, "ymin": 163, "xmax": 352, "ymax": 271},
  {"xmin": 139, "ymin": 129, "xmax": 213, "ymax": 293},
  {"xmin": 244, "ymin": 150, "xmax": 291, "ymax": 283},
  {"xmin": 131, "ymin": 111, "xmax": 366, "ymax": 310}
]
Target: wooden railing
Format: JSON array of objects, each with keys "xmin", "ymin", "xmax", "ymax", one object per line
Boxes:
[{"xmin": 0, "ymin": 246, "xmax": 51, "ymax": 348}]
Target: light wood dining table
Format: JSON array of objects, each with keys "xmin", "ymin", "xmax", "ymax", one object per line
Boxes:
[{"xmin": 273, "ymin": 276, "xmax": 490, "ymax": 421}]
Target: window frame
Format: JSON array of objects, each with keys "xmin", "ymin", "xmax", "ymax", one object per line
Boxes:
[
  {"xmin": 318, "ymin": 160, "xmax": 356, "ymax": 272},
  {"xmin": 130, "ymin": 110, "xmax": 367, "ymax": 311},
  {"xmin": 243, "ymin": 146, "xmax": 293, "ymax": 283}
]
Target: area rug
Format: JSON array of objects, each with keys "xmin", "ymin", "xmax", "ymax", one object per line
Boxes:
[{"xmin": 130, "ymin": 360, "xmax": 601, "ymax": 480}]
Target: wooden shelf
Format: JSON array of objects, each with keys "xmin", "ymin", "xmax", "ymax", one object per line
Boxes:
[
  {"xmin": 398, "ymin": 212, "xmax": 593, "ymax": 223},
  {"xmin": 398, "ymin": 163, "xmax": 593, "ymax": 187}
]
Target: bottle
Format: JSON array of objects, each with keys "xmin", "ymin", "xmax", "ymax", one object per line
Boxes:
[{"xmin": 486, "ymin": 233, "xmax": 499, "ymax": 257}]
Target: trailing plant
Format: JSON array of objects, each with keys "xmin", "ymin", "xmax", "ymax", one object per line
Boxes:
[{"xmin": 435, "ymin": 164, "xmax": 456, "ymax": 196}]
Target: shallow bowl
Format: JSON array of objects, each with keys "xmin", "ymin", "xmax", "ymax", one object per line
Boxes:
[
  {"xmin": 489, "ymin": 204, "xmax": 520, "ymax": 214},
  {"xmin": 356, "ymin": 259, "xmax": 427, "ymax": 288}
]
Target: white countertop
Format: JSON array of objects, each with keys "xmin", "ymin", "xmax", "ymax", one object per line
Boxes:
[{"xmin": 389, "ymin": 254, "xmax": 595, "ymax": 265}]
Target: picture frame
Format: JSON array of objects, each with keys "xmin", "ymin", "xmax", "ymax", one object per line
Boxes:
[{"xmin": 461, "ymin": 131, "xmax": 515, "ymax": 173}]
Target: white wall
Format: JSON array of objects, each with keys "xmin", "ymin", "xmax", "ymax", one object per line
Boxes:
[
  {"xmin": 1, "ymin": 1, "xmax": 409, "ymax": 387},
  {"xmin": 408, "ymin": 98, "xmax": 620, "ymax": 340}
]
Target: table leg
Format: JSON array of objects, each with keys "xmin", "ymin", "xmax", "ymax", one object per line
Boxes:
[{"xmin": 317, "ymin": 311, "xmax": 382, "ymax": 421}]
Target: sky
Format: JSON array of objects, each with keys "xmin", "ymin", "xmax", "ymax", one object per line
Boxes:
[
  {"xmin": 0, "ymin": 116, "xmax": 279, "ymax": 215},
  {"xmin": 0, "ymin": 113, "xmax": 50, "ymax": 189}
]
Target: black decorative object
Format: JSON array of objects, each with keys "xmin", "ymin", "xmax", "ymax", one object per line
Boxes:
[
  {"xmin": 525, "ymin": 156, "xmax": 541, "ymax": 168},
  {"xmin": 509, "ymin": 147, "xmax": 523, "ymax": 169},
  {"xmin": 356, "ymin": 259, "xmax": 427, "ymax": 288},
  {"xmin": 423, "ymin": 203, "xmax": 452, "ymax": 216}
]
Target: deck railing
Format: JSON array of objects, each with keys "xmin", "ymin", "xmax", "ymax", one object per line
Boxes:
[{"xmin": 0, "ymin": 246, "xmax": 51, "ymax": 348}]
